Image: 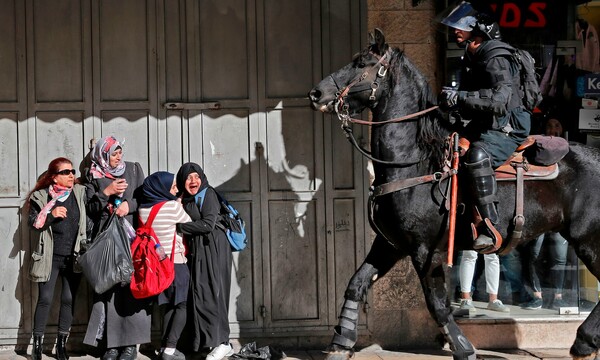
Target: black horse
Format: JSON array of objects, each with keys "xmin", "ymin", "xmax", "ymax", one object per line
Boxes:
[{"xmin": 309, "ymin": 28, "xmax": 600, "ymax": 360}]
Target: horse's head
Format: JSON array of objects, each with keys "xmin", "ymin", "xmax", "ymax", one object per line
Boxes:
[{"xmin": 309, "ymin": 29, "xmax": 392, "ymax": 116}]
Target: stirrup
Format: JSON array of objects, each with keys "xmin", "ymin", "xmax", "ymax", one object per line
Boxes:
[{"xmin": 470, "ymin": 218, "xmax": 502, "ymax": 254}]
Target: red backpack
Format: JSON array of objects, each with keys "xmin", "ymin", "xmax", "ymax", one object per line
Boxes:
[{"xmin": 130, "ymin": 201, "xmax": 176, "ymax": 299}]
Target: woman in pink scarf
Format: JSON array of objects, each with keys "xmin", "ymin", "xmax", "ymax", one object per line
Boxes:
[
  {"xmin": 27, "ymin": 157, "xmax": 89, "ymax": 360},
  {"xmin": 83, "ymin": 135, "xmax": 148, "ymax": 360}
]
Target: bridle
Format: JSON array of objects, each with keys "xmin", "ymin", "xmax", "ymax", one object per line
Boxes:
[
  {"xmin": 333, "ymin": 49, "xmax": 391, "ymax": 120},
  {"xmin": 330, "ymin": 48, "xmax": 439, "ymax": 166}
]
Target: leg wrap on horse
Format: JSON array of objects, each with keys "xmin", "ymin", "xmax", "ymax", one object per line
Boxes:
[
  {"xmin": 439, "ymin": 321, "xmax": 476, "ymax": 360},
  {"xmin": 464, "ymin": 147, "xmax": 501, "ymax": 250},
  {"xmin": 331, "ymin": 263, "xmax": 378, "ymax": 349},
  {"xmin": 332, "ymin": 300, "xmax": 360, "ymax": 348}
]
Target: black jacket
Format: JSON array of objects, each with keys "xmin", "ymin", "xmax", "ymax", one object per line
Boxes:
[{"xmin": 458, "ymin": 40, "xmax": 530, "ymax": 141}]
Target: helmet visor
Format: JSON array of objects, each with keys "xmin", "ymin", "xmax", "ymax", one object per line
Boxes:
[{"xmin": 438, "ymin": 1, "xmax": 478, "ymax": 32}]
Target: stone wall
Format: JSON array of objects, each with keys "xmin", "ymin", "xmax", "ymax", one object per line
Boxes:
[{"xmin": 368, "ymin": 0, "xmax": 442, "ymax": 92}]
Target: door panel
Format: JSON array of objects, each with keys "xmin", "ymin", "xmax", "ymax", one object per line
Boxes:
[
  {"xmin": 0, "ymin": 114, "xmax": 20, "ymax": 195},
  {"xmin": 264, "ymin": 0, "xmax": 315, "ymax": 98},
  {"xmin": 199, "ymin": 0, "xmax": 250, "ymax": 100},
  {"xmin": 98, "ymin": 0, "xmax": 150, "ymax": 101},
  {"xmin": 34, "ymin": 112, "xmax": 86, "ymax": 170},
  {"xmin": 266, "ymin": 108, "xmax": 318, "ymax": 192},
  {"xmin": 32, "ymin": 0, "xmax": 84, "ymax": 103},
  {"xmin": 201, "ymin": 110, "xmax": 252, "ymax": 192},
  {"xmin": 0, "ymin": 0, "xmax": 18, "ymax": 102},
  {"xmin": 269, "ymin": 199, "xmax": 320, "ymax": 321},
  {"xmin": 100, "ymin": 111, "xmax": 151, "ymax": 172}
]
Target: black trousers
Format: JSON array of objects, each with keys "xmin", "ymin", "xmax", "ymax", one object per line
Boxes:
[{"xmin": 33, "ymin": 255, "xmax": 82, "ymax": 335}]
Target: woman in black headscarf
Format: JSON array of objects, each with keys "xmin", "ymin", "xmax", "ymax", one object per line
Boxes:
[
  {"xmin": 139, "ymin": 171, "xmax": 191, "ymax": 360},
  {"xmin": 175, "ymin": 163, "xmax": 233, "ymax": 360}
]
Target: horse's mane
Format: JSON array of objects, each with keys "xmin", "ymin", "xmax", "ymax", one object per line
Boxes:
[{"xmin": 388, "ymin": 49, "xmax": 451, "ymax": 169}]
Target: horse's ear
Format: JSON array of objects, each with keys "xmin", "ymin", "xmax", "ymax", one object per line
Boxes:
[
  {"xmin": 368, "ymin": 31, "xmax": 375, "ymax": 45},
  {"xmin": 373, "ymin": 28, "xmax": 388, "ymax": 55}
]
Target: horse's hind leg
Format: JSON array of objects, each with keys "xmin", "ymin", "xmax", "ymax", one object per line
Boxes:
[
  {"xmin": 570, "ymin": 239, "xmax": 600, "ymax": 359},
  {"xmin": 413, "ymin": 247, "xmax": 476, "ymax": 360},
  {"xmin": 571, "ymin": 304, "xmax": 600, "ymax": 360},
  {"xmin": 325, "ymin": 236, "xmax": 402, "ymax": 360}
]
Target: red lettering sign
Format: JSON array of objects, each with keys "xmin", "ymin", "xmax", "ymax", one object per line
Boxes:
[{"xmin": 488, "ymin": 2, "xmax": 547, "ymax": 29}]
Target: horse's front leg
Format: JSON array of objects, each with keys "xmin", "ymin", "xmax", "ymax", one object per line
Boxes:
[
  {"xmin": 325, "ymin": 236, "xmax": 403, "ymax": 360},
  {"xmin": 413, "ymin": 246, "xmax": 476, "ymax": 360}
]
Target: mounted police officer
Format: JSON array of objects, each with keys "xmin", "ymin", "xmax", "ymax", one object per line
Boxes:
[{"xmin": 438, "ymin": 1, "xmax": 531, "ymax": 252}]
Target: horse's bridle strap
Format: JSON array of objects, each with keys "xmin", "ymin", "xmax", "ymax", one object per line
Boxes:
[{"xmin": 347, "ymin": 105, "xmax": 440, "ymax": 126}]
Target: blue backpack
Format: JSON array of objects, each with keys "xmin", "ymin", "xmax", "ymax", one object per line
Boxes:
[{"xmin": 195, "ymin": 188, "xmax": 248, "ymax": 251}]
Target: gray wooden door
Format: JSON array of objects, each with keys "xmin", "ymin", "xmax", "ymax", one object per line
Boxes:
[{"xmin": 0, "ymin": 0, "xmax": 367, "ymax": 344}]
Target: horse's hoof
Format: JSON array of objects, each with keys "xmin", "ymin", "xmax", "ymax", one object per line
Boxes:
[
  {"xmin": 323, "ymin": 345, "xmax": 354, "ymax": 360},
  {"xmin": 571, "ymin": 352, "xmax": 597, "ymax": 360},
  {"xmin": 323, "ymin": 350, "xmax": 354, "ymax": 360}
]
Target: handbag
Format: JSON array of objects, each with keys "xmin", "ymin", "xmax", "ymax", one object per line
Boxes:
[{"xmin": 78, "ymin": 213, "xmax": 134, "ymax": 294}]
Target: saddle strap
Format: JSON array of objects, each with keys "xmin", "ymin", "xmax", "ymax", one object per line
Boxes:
[{"xmin": 499, "ymin": 162, "xmax": 526, "ymax": 255}]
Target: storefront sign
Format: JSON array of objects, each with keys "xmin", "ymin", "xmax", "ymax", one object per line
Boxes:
[
  {"xmin": 584, "ymin": 74, "xmax": 600, "ymax": 95},
  {"xmin": 489, "ymin": 2, "xmax": 547, "ymax": 28},
  {"xmin": 579, "ymin": 109, "xmax": 600, "ymax": 131}
]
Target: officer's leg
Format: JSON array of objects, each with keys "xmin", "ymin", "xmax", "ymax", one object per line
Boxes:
[{"xmin": 464, "ymin": 145, "xmax": 501, "ymax": 250}]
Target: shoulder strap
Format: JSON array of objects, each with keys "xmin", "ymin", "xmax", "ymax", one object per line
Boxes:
[
  {"xmin": 481, "ymin": 42, "xmax": 514, "ymax": 63},
  {"xmin": 140, "ymin": 201, "xmax": 167, "ymax": 228},
  {"xmin": 194, "ymin": 188, "xmax": 209, "ymax": 210}
]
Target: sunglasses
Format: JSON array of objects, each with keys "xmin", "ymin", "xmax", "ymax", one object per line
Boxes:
[{"xmin": 56, "ymin": 169, "xmax": 76, "ymax": 176}]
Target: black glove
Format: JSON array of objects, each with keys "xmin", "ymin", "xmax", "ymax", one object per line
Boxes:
[{"xmin": 438, "ymin": 87, "xmax": 460, "ymax": 111}]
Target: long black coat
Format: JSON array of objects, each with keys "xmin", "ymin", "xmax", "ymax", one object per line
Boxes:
[
  {"xmin": 82, "ymin": 161, "xmax": 151, "ymax": 348},
  {"xmin": 178, "ymin": 187, "xmax": 233, "ymax": 350}
]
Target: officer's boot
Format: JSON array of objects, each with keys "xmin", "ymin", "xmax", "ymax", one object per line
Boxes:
[
  {"xmin": 464, "ymin": 147, "xmax": 501, "ymax": 251},
  {"xmin": 32, "ymin": 334, "xmax": 43, "ymax": 360},
  {"xmin": 56, "ymin": 332, "xmax": 69, "ymax": 360}
]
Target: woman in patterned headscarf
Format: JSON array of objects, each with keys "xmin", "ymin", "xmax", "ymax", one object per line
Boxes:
[{"xmin": 82, "ymin": 135, "xmax": 149, "ymax": 360}]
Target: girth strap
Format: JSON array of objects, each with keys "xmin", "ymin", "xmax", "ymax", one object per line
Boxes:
[
  {"xmin": 498, "ymin": 161, "xmax": 526, "ymax": 255},
  {"xmin": 371, "ymin": 171, "xmax": 452, "ymax": 198}
]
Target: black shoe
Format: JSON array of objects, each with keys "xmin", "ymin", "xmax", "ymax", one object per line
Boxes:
[
  {"xmin": 161, "ymin": 349, "xmax": 186, "ymax": 360},
  {"xmin": 56, "ymin": 333, "xmax": 69, "ymax": 360},
  {"xmin": 31, "ymin": 335, "xmax": 43, "ymax": 360},
  {"xmin": 118, "ymin": 346, "xmax": 137, "ymax": 360},
  {"xmin": 102, "ymin": 348, "xmax": 120, "ymax": 360},
  {"xmin": 522, "ymin": 297, "xmax": 543, "ymax": 310}
]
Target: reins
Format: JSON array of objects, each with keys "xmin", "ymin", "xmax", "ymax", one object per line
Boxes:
[{"xmin": 340, "ymin": 105, "xmax": 440, "ymax": 126}]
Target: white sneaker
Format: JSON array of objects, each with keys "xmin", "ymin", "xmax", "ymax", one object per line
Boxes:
[
  {"xmin": 487, "ymin": 299, "xmax": 510, "ymax": 313},
  {"xmin": 459, "ymin": 298, "xmax": 476, "ymax": 312},
  {"xmin": 206, "ymin": 343, "xmax": 234, "ymax": 360}
]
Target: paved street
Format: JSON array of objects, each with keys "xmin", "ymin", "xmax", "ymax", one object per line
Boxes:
[{"xmin": 0, "ymin": 344, "xmax": 573, "ymax": 360}]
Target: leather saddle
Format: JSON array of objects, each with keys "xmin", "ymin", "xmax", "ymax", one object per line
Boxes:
[
  {"xmin": 460, "ymin": 135, "xmax": 560, "ymax": 255},
  {"xmin": 494, "ymin": 136, "xmax": 559, "ymax": 181}
]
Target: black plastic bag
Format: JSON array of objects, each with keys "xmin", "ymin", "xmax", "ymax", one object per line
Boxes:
[
  {"xmin": 78, "ymin": 213, "xmax": 134, "ymax": 294},
  {"xmin": 230, "ymin": 342, "xmax": 286, "ymax": 360}
]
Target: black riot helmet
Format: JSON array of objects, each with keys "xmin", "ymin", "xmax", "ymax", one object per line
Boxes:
[{"xmin": 439, "ymin": 1, "xmax": 501, "ymax": 41}]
